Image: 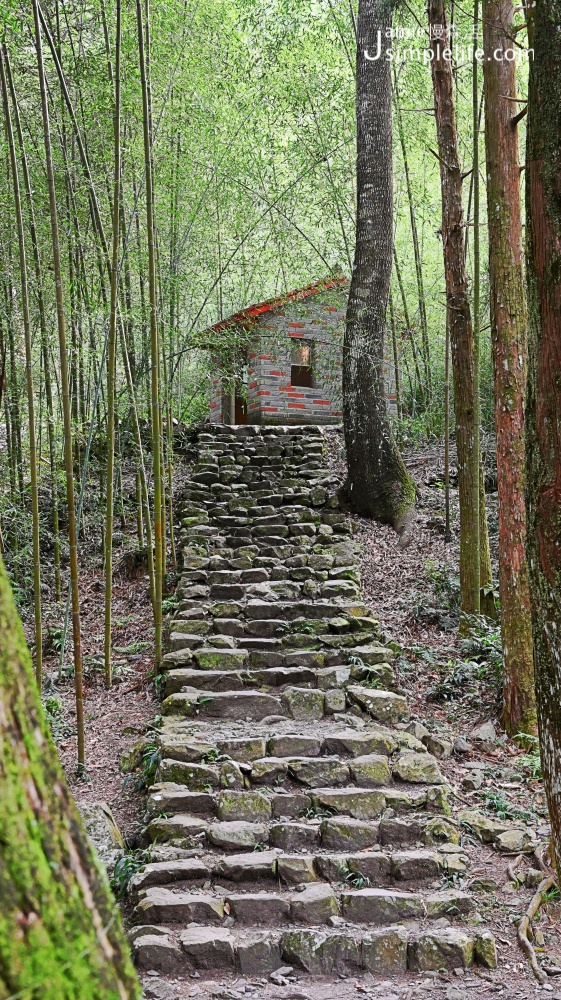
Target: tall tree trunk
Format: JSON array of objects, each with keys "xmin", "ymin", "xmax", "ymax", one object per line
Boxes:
[
  {"xmin": 469, "ymin": 10, "xmax": 495, "ymax": 620},
  {"xmin": 33, "ymin": 0, "xmax": 85, "ymax": 772},
  {"xmin": 136, "ymin": 0, "xmax": 163, "ymax": 666},
  {"xmin": 3, "ymin": 273, "xmax": 24, "ymax": 502},
  {"xmin": 0, "ymin": 554, "xmax": 139, "ymax": 998},
  {"xmin": 429, "ymin": 0, "xmax": 480, "ymax": 618},
  {"xmin": 471, "ymin": 7, "xmax": 482, "ymax": 603},
  {"xmin": 343, "ymin": 0, "xmax": 415, "ymax": 535},
  {"xmin": 388, "ymin": 291, "xmax": 402, "ymax": 421},
  {"xmin": 104, "ymin": 0, "xmax": 122, "ymax": 690},
  {"xmin": 393, "ymin": 249, "xmax": 424, "ymax": 402},
  {"xmin": 0, "ymin": 44, "xmax": 42, "ymax": 687},
  {"xmin": 525, "ymin": 0, "xmax": 561, "ymax": 863},
  {"xmin": 483, "ymin": 0, "xmax": 535, "ymax": 733},
  {"xmin": 6, "ymin": 41, "xmax": 62, "ymax": 601},
  {"xmin": 393, "ymin": 67, "xmax": 430, "ymax": 394},
  {"xmin": 444, "ymin": 314, "xmax": 452, "ymax": 542}
]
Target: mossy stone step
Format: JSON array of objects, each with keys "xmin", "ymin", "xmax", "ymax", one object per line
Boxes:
[
  {"xmin": 129, "ymin": 846, "xmax": 464, "ymax": 895},
  {"xmin": 164, "ymin": 665, "xmax": 318, "ymax": 696},
  {"xmin": 145, "ymin": 797, "xmax": 453, "ymax": 850},
  {"xmin": 132, "ymin": 922, "xmax": 495, "ymax": 977},
  {"xmin": 162, "ymin": 690, "xmax": 283, "ymax": 720},
  {"xmin": 193, "ymin": 648, "xmax": 249, "ymax": 671},
  {"xmin": 133, "ymin": 883, "xmax": 471, "ymax": 930},
  {"xmin": 347, "ymin": 686, "xmax": 410, "ymax": 724}
]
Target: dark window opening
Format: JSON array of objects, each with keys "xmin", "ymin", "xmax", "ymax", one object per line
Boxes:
[{"xmin": 291, "ymin": 340, "xmax": 314, "ymax": 388}]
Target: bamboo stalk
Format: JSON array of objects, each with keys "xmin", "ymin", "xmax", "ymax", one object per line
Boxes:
[
  {"xmin": 136, "ymin": 0, "xmax": 163, "ymax": 668},
  {"xmin": 33, "ymin": 0, "xmax": 85, "ymax": 772},
  {"xmin": 0, "ymin": 44, "xmax": 42, "ymax": 686},
  {"xmin": 104, "ymin": 0, "xmax": 122, "ymax": 690}
]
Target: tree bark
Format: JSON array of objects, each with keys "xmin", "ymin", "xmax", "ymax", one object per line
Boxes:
[
  {"xmin": 483, "ymin": 0, "xmax": 535, "ymax": 734},
  {"xmin": 0, "ymin": 555, "xmax": 139, "ymax": 998},
  {"xmin": 343, "ymin": 0, "xmax": 415, "ymax": 534},
  {"xmin": 429, "ymin": 0, "xmax": 480, "ymax": 617},
  {"xmin": 471, "ymin": 6, "xmax": 482, "ymax": 608},
  {"xmin": 525, "ymin": 0, "xmax": 561, "ymax": 867}
]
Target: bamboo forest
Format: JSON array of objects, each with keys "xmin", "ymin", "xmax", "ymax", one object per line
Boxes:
[{"xmin": 2, "ymin": 0, "xmax": 561, "ymax": 998}]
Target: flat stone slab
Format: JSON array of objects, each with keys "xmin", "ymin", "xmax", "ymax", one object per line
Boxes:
[
  {"xmin": 312, "ymin": 787, "xmax": 386, "ymax": 820},
  {"xmin": 341, "ymin": 888, "xmax": 423, "ymax": 924},
  {"xmin": 180, "ymin": 926, "xmax": 235, "ymax": 969},
  {"xmin": 147, "ymin": 784, "xmax": 216, "ymax": 816},
  {"xmin": 347, "ymin": 686, "xmax": 410, "ymax": 723},
  {"xmin": 135, "ymin": 888, "xmax": 224, "ymax": 924},
  {"xmin": 163, "ymin": 690, "xmax": 284, "ymax": 720},
  {"xmin": 193, "ymin": 648, "xmax": 249, "ymax": 671},
  {"xmin": 129, "ymin": 858, "xmax": 210, "ymax": 892},
  {"xmin": 215, "ymin": 850, "xmax": 279, "ymax": 881}
]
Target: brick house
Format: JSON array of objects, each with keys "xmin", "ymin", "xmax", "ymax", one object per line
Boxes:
[{"xmin": 204, "ymin": 274, "xmax": 396, "ymax": 425}]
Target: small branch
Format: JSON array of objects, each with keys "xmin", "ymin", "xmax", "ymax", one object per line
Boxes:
[
  {"xmin": 428, "ymin": 147, "xmax": 455, "ymax": 172},
  {"xmin": 517, "ymin": 874, "xmax": 556, "ymax": 984},
  {"xmin": 499, "ymin": 94, "xmax": 528, "ymax": 102},
  {"xmin": 511, "ymin": 106, "xmax": 528, "ymax": 127}
]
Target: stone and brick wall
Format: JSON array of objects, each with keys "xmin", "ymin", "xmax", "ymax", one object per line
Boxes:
[
  {"xmin": 246, "ymin": 285, "xmax": 344, "ymax": 426},
  {"xmin": 208, "ymin": 280, "xmax": 397, "ymax": 425}
]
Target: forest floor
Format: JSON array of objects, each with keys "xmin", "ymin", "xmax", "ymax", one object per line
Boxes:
[{"xmin": 28, "ymin": 432, "xmax": 560, "ymax": 1000}]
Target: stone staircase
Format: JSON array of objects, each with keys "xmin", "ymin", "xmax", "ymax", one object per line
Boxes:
[{"xmin": 130, "ymin": 425, "xmax": 497, "ymax": 982}]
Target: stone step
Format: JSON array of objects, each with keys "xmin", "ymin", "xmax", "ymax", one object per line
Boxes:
[
  {"xmin": 132, "ymin": 922, "xmax": 496, "ymax": 977},
  {"xmin": 164, "ymin": 665, "xmax": 319, "ymax": 694},
  {"xmin": 133, "ymin": 884, "xmax": 472, "ymax": 929},
  {"xmin": 153, "ymin": 747, "xmax": 445, "ymax": 791},
  {"xmin": 161, "ymin": 684, "xmax": 408, "ymax": 724},
  {"xmin": 129, "ymin": 846, "xmax": 466, "ymax": 895},
  {"xmin": 144, "ymin": 801, "xmax": 455, "ymax": 852},
  {"xmin": 167, "ymin": 626, "xmax": 388, "ymax": 654},
  {"xmin": 156, "ymin": 725, "xmax": 427, "ymax": 765},
  {"xmin": 162, "ymin": 689, "xmax": 285, "ymax": 720},
  {"xmin": 243, "ymin": 600, "xmax": 368, "ymax": 621},
  {"xmin": 132, "ymin": 424, "xmax": 498, "ymax": 984},
  {"xmin": 163, "ymin": 660, "xmax": 394, "ymax": 693}
]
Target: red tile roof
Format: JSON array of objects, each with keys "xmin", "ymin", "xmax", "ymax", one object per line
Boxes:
[{"xmin": 200, "ymin": 273, "xmax": 347, "ymax": 345}]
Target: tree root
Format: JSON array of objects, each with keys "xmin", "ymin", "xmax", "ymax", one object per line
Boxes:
[
  {"xmin": 535, "ymin": 843, "xmax": 553, "ymax": 873},
  {"xmin": 507, "ymin": 854, "xmax": 525, "ymax": 884},
  {"xmin": 517, "ymin": 872, "xmax": 556, "ymax": 984},
  {"xmin": 397, "ymin": 506, "xmax": 416, "ymax": 550}
]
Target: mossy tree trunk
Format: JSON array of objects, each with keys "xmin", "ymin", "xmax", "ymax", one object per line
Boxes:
[
  {"xmin": 343, "ymin": 0, "xmax": 415, "ymax": 535},
  {"xmin": 0, "ymin": 555, "xmax": 140, "ymax": 999},
  {"xmin": 483, "ymin": 0, "xmax": 535, "ymax": 734},
  {"xmin": 525, "ymin": 0, "xmax": 561, "ymax": 869}
]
